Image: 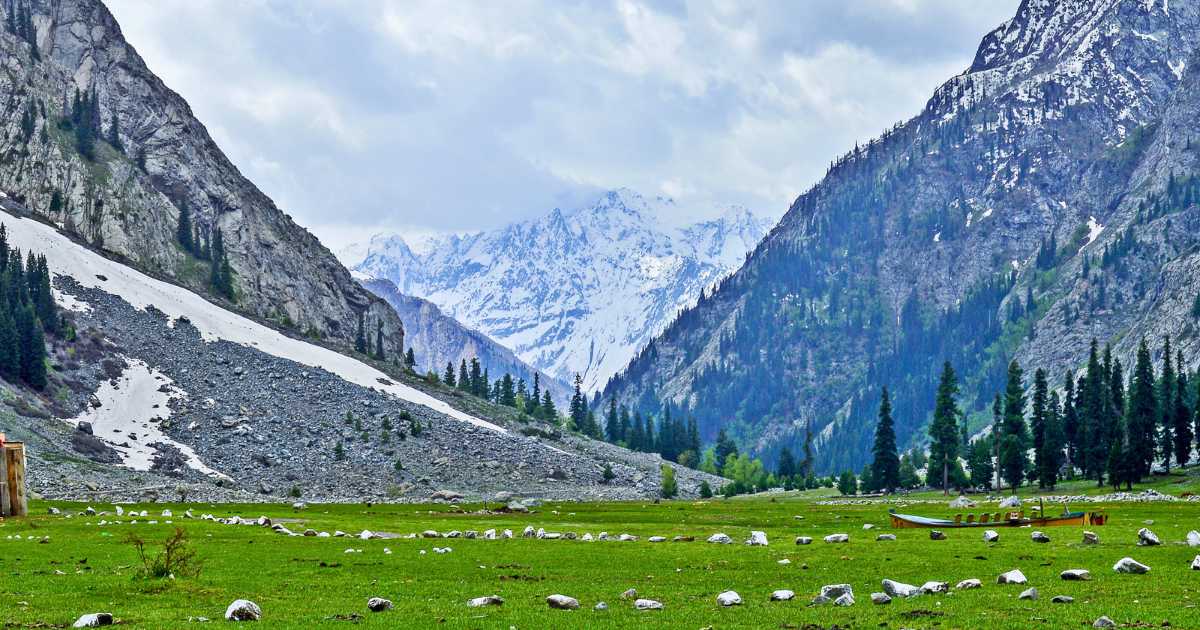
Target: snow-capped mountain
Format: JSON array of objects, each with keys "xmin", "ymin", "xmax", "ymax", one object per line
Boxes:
[{"xmin": 346, "ymin": 190, "xmax": 773, "ymax": 391}]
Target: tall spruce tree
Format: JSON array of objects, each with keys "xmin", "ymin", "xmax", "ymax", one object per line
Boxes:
[
  {"xmin": 999, "ymin": 360, "xmax": 1028, "ymax": 492},
  {"xmin": 1030, "ymin": 368, "xmax": 1049, "ymax": 487},
  {"xmin": 1172, "ymin": 366, "xmax": 1192, "ymax": 469},
  {"xmin": 443, "ymin": 361, "xmax": 456, "ymax": 386},
  {"xmin": 1038, "ymin": 390, "xmax": 1065, "ymax": 489},
  {"xmin": 1158, "ymin": 337, "xmax": 1175, "ymax": 472},
  {"xmin": 928, "ymin": 363, "xmax": 961, "ymax": 494},
  {"xmin": 605, "ymin": 398, "xmax": 620, "ymax": 443},
  {"xmin": 1062, "ymin": 372, "xmax": 1079, "ymax": 478},
  {"xmin": 871, "ymin": 386, "xmax": 901, "ymax": 493},
  {"xmin": 1127, "ymin": 339, "xmax": 1158, "ymax": 482},
  {"xmin": 539, "ymin": 388, "xmax": 556, "ymax": 422},
  {"xmin": 568, "ymin": 373, "xmax": 586, "ymax": 432}
]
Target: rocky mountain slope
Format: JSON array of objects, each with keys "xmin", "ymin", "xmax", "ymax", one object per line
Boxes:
[
  {"xmin": 0, "ymin": 202, "xmax": 722, "ymax": 502},
  {"xmin": 604, "ymin": 0, "xmax": 1200, "ymax": 474},
  {"xmin": 360, "ymin": 277, "xmax": 569, "ymax": 402},
  {"xmin": 346, "ymin": 189, "xmax": 772, "ymax": 392},
  {"xmin": 0, "ymin": 0, "xmax": 403, "ymax": 353}
]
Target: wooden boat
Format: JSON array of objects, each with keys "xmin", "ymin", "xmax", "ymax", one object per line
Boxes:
[{"xmin": 888, "ymin": 501, "xmax": 1105, "ymax": 529}]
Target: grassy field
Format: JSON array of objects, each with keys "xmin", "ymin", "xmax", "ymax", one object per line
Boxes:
[{"xmin": 3, "ymin": 475, "xmax": 1200, "ymax": 628}]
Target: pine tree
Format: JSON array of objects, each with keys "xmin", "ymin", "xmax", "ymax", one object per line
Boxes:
[
  {"xmin": 0, "ymin": 307, "xmax": 19, "ymax": 381},
  {"xmin": 1127, "ymin": 339, "xmax": 1158, "ymax": 482},
  {"xmin": 714, "ymin": 428, "xmax": 738, "ymax": 471},
  {"xmin": 605, "ymin": 398, "xmax": 620, "ymax": 443},
  {"xmin": 967, "ymin": 436, "xmax": 994, "ymax": 490},
  {"xmin": 539, "ymin": 388, "xmax": 556, "ymax": 421},
  {"xmin": 568, "ymin": 373, "xmax": 586, "ymax": 431},
  {"xmin": 1158, "ymin": 337, "xmax": 1175, "ymax": 472},
  {"xmin": 457, "ymin": 359, "xmax": 469, "ymax": 392},
  {"xmin": 1172, "ymin": 368, "xmax": 1192, "ymax": 470},
  {"xmin": 928, "ymin": 363, "xmax": 961, "ymax": 494},
  {"xmin": 469, "ymin": 359, "xmax": 483, "ymax": 397},
  {"xmin": 801, "ymin": 421, "xmax": 815, "ymax": 478},
  {"xmin": 1079, "ymin": 341, "xmax": 1107, "ymax": 482},
  {"xmin": 777, "ymin": 447, "xmax": 797, "ymax": 480},
  {"xmin": 1062, "ymin": 372, "xmax": 1079, "ymax": 478},
  {"xmin": 527, "ymin": 373, "xmax": 540, "ymax": 417},
  {"xmin": 16, "ymin": 304, "xmax": 45, "ymax": 389},
  {"xmin": 176, "ymin": 203, "xmax": 194, "ymax": 254},
  {"xmin": 1030, "ymin": 368, "xmax": 1049, "ymax": 487},
  {"xmin": 999, "ymin": 360, "xmax": 1028, "ymax": 492},
  {"xmin": 500, "ymin": 373, "xmax": 516, "ymax": 407},
  {"xmin": 871, "ymin": 386, "xmax": 901, "ymax": 493},
  {"xmin": 1039, "ymin": 390, "xmax": 1065, "ymax": 489},
  {"xmin": 107, "ymin": 112, "xmax": 123, "ymax": 152},
  {"xmin": 618, "ymin": 406, "xmax": 631, "ymax": 445},
  {"xmin": 354, "ymin": 312, "xmax": 366, "ymax": 353},
  {"xmin": 630, "ymin": 411, "xmax": 645, "ymax": 450},
  {"xmin": 442, "ymin": 361, "xmax": 456, "ymax": 386},
  {"xmin": 404, "ymin": 347, "xmax": 416, "ymax": 369}
]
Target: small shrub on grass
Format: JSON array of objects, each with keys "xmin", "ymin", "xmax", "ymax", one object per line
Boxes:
[
  {"xmin": 699, "ymin": 480, "xmax": 713, "ymax": 498},
  {"xmin": 660, "ymin": 465, "xmax": 678, "ymax": 499},
  {"xmin": 125, "ymin": 527, "xmax": 201, "ymax": 579}
]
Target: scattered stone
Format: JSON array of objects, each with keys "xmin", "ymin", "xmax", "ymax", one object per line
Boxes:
[
  {"xmin": 224, "ymin": 600, "xmax": 262, "ymax": 622},
  {"xmin": 918, "ymin": 581, "xmax": 948, "ymax": 595},
  {"xmin": 955, "ymin": 579, "xmax": 981, "ymax": 590},
  {"xmin": 1051, "ymin": 595, "xmax": 1074, "ymax": 604},
  {"xmin": 1136, "ymin": 528, "xmax": 1161, "ymax": 546},
  {"xmin": 834, "ymin": 593, "xmax": 854, "ymax": 606},
  {"xmin": 881, "ymin": 579, "xmax": 920, "ymax": 598},
  {"xmin": 1093, "ymin": 616, "xmax": 1116, "ymax": 628},
  {"xmin": 716, "ymin": 591, "xmax": 742, "ymax": 606},
  {"xmin": 823, "ymin": 534, "xmax": 849, "ymax": 543},
  {"xmin": 997, "ymin": 569, "xmax": 1027, "ymax": 585},
  {"xmin": 1018, "ymin": 587, "xmax": 1038, "ymax": 601},
  {"xmin": 810, "ymin": 595, "xmax": 831, "ymax": 605},
  {"xmin": 862, "ymin": 523, "xmax": 874, "ymax": 530},
  {"xmin": 745, "ymin": 531, "xmax": 768, "ymax": 546},
  {"xmin": 423, "ymin": 530, "xmax": 440, "ymax": 538},
  {"xmin": 1082, "ymin": 531, "xmax": 1099, "ymax": 545},
  {"xmin": 291, "ymin": 502, "xmax": 306, "ymax": 510},
  {"xmin": 1031, "ymin": 531, "xmax": 1050, "ymax": 543},
  {"xmin": 819, "ymin": 584, "xmax": 853, "ymax": 600},
  {"xmin": 778, "ymin": 558, "xmax": 791, "ymax": 565},
  {"xmin": 876, "ymin": 534, "xmax": 896, "ymax": 541},
  {"xmin": 1191, "ymin": 555, "xmax": 1200, "ymax": 571},
  {"xmin": 634, "ymin": 599, "xmax": 663, "ymax": 610},
  {"xmin": 546, "ymin": 594, "xmax": 580, "ymax": 610},
  {"xmin": 1060, "ymin": 569, "xmax": 1091, "ymax": 581},
  {"xmin": 1113, "ymin": 557, "xmax": 1150, "ymax": 574},
  {"xmin": 930, "ymin": 530, "xmax": 946, "ymax": 540},
  {"xmin": 594, "ymin": 602, "xmax": 608, "ymax": 611},
  {"xmin": 999, "ymin": 496, "xmax": 1022, "ymax": 508},
  {"xmin": 795, "ymin": 536, "xmax": 813, "ymax": 545},
  {"xmin": 671, "ymin": 535, "xmax": 694, "ymax": 542},
  {"xmin": 870, "ymin": 592, "xmax": 891, "ymax": 605},
  {"xmin": 467, "ymin": 595, "xmax": 504, "ymax": 608},
  {"xmin": 707, "ymin": 533, "xmax": 733, "ymax": 544},
  {"xmin": 366, "ymin": 598, "xmax": 392, "ymax": 612},
  {"xmin": 621, "ymin": 588, "xmax": 638, "ymax": 600},
  {"xmin": 72, "ymin": 613, "xmax": 113, "ymax": 628},
  {"xmin": 769, "ymin": 590, "xmax": 795, "ymax": 601},
  {"xmin": 648, "ymin": 536, "xmax": 666, "ymax": 543},
  {"xmin": 983, "ymin": 530, "xmax": 1000, "ymax": 543},
  {"xmin": 618, "ymin": 533, "xmax": 638, "ymax": 542}
]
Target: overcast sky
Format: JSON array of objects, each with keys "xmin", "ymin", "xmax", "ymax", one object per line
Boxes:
[{"xmin": 106, "ymin": 0, "xmax": 1018, "ymax": 250}]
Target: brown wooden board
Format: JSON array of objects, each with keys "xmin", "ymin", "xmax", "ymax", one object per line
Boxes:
[
  {"xmin": 8, "ymin": 444, "xmax": 26, "ymax": 516},
  {"xmin": 0, "ymin": 445, "xmax": 8, "ymax": 517}
]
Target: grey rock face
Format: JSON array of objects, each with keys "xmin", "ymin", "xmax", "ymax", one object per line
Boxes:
[
  {"xmin": 1083, "ymin": 531, "xmax": 1100, "ymax": 545},
  {"xmin": 881, "ymin": 579, "xmax": 920, "ymax": 598},
  {"xmin": 716, "ymin": 591, "xmax": 742, "ymax": 606},
  {"xmin": 1094, "ymin": 616, "xmax": 1117, "ymax": 628},
  {"xmin": 769, "ymin": 590, "xmax": 795, "ymax": 601},
  {"xmin": 1052, "ymin": 595, "xmax": 1074, "ymax": 604},
  {"xmin": 983, "ymin": 530, "xmax": 1000, "ymax": 543},
  {"xmin": 634, "ymin": 599, "xmax": 663, "ymax": 610},
  {"xmin": 2, "ymin": 0, "xmax": 404, "ymax": 353},
  {"xmin": 71, "ymin": 614, "xmax": 113, "ymax": 628},
  {"xmin": 366, "ymin": 598, "xmax": 393, "ymax": 612},
  {"xmin": 1061, "ymin": 569, "xmax": 1091, "ymax": 581},
  {"xmin": 1018, "ymin": 587, "xmax": 1038, "ymax": 601},
  {"xmin": 1137, "ymin": 527, "xmax": 1161, "ymax": 546},
  {"xmin": 546, "ymin": 594, "xmax": 580, "ymax": 610},
  {"xmin": 997, "ymin": 569, "xmax": 1027, "ymax": 585},
  {"xmin": 466, "ymin": 595, "xmax": 504, "ymax": 608},
  {"xmin": 955, "ymin": 579, "xmax": 981, "ymax": 590}
]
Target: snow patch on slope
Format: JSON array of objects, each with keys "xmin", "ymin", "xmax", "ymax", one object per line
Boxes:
[
  {"xmin": 1, "ymin": 212, "xmax": 504, "ymax": 433},
  {"xmin": 1086, "ymin": 216, "xmax": 1105, "ymax": 246},
  {"xmin": 64, "ymin": 358, "xmax": 227, "ymax": 478}
]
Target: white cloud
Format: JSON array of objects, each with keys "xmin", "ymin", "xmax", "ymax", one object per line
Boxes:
[{"xmin": 105, "ymin": 0, "xmax": 1019, "ymax": 241}]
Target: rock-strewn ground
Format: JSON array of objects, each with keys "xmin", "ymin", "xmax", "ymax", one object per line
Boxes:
[{"xmin": 21, "ymin": 278, "xmax": 723, "ymax": 504}]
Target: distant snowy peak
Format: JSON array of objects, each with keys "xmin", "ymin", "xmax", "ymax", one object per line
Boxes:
[{"xmin": 349, "ymin": 189, "xmax": 774, "ymax": 391}]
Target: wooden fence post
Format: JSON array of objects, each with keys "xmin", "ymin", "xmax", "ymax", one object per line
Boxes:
[{"xmin": 1, "ymin": 442, "xmax": 26, "ymax": 517}]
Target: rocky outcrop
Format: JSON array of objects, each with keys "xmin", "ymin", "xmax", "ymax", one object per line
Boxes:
[{"xmin": 0, "ymin": 0, "xmax": 403, "ymax": 354}]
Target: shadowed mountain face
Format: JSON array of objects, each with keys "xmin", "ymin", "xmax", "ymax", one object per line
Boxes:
[
  {"xmin": 604, "ymin": 0, "xmax": 1200, "ymax": 473},
  {"xmin": 348, "ymin": 189, "xmax": 772, "ymax": 392},
  {"xmin": 0, "ymin": 0, "xmax": 403, "ymax": 353}
]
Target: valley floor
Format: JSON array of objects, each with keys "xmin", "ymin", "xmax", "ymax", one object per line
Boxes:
[{"xmin": 3, "ymin": 473, "xmax": 1200, "ymax": 628}]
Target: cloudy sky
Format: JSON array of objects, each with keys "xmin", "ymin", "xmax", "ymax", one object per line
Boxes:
[{"xmin": 106, "ymin": 0, "xmax": 1018, "ymax": 250}]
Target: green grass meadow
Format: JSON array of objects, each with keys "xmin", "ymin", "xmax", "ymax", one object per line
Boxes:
[{"xmin": 3, "ymin": 476, "xmax": 1200, "ymax": 628}]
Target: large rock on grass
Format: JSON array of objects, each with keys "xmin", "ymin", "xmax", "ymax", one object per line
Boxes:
[{"xmin": 224, "ymin": 600, "xmax": 262, "ymax": 622}]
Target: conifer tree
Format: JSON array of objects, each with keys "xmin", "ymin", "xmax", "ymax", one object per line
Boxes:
[
  {"xmin": 660, "ymin": 464, "xmax": 678, "ymax": 499},
  {"xmin": 1039, "ymin": 390, "xmax": 1065, "ymax": 489},
  {"xmin": 1062, "ymin": 372, "xmax": 1079, "ymax": 477},
  {"xmin": 999, "ymin": 360, "xmax": 1028, "ymax": 492},
  {"xmin": 500, "ymin": 373, "xmax": 516, "ymax": 407},
  {"xmin": 801, "ymin": 421, "xmax": 815, "ymax": 478},
  {"xmin": 354, "ymin": 312, "xmax": 366, "ymax": 353},
  {"xmin": 108, "ymin": 112, "xmax": 123, "ymax": 152},
  {"xmin": 777, "ymin": 447, "xmax": 797, "ymax": 480},
  {"xmin": 871, "ymin": 387, "xmax": 900, "ymax": 493},
  {"xmin": 568, "ymin": 373, "xmax": 586, "ymax": 431},
  {"xmin": 16, "ymin": 304, "xmax": 45, "ymax": 389},
  {"xmin": 629, "ymin": 411, "xmax": 645, "ymax": 450},
  {"xmin": 1127, "ymin": 339, "xmax": 1158, "ymax": 482},
  {"xmin": 605, "ymin": 398, "xmax": 620, "ymax": 443},
  {"xmin": 1030, "ymin": 368, "xmax": 1049, "ymax": 487},
  {"xmin": 442, "ymin": 361, "xmax": 456, "ymax": 386},
  {"xmin": 457, "ymin": 359, "xmax": 469, "ymax": 392},
  {"xmin": 714, "ymin": 428, "xmax": 738, "ymax": 471},
  {"xmin": 928, "ymin": 363, "xmax": 961, "ymax": 494},
  {"xmin": 0, "ymin": 308, "xmax": 19, "ymax": 381},
  {"xmin": 1158, "ymin": 337, "xmax": 1175, "ymax": 472},
  {"xmin": 1172, "ymin": 367, "xmax": 1192, "ymax": 469},
  {"xmin": 967, "ymin": 436, "xmax": 994, "ymax": 490},
  {"xmin": 539, "ymin": 388, "xmax": 556, "ymax": 422},
  {"xmin": 527, "ymin": 373, "xmax": 540, "ymax": 417},
  {"xmin": 618, "ymin": 405, "xmax": 631, "ymax": 445}
]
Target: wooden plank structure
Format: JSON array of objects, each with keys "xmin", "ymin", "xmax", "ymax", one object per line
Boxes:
[{"xmin": 0, "ymin": 433, "xmax": 28, "ymax": 518}]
